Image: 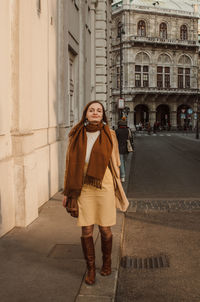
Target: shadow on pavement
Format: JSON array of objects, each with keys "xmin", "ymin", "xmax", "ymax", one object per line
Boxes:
[{"xmin": 125, "ymin": 211, "xmax": 200, "ymax": 233}]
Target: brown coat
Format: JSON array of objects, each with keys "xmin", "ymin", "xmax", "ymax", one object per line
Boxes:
[
  {"xmin": 109, "ymin": 129, "xmax": 129, "ymax": 212},
  {"xmin": 63, "ymin": 129, "xmax": 129, "ymax": 212}
]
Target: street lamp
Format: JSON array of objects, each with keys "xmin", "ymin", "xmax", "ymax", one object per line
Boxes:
[
  {"xmin": 196, "ymin": 97, "xmax": 199, "ymax": 139},
  {"xmin": 117, "ymin": 22, "xmax": 125, "ymax": 119}
]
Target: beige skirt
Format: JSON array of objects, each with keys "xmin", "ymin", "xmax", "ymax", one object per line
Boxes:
[{"xmin": 77, "ymin": 165, "xmax": 116, "ymax": 227}]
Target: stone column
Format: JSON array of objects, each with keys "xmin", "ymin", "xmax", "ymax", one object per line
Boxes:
[
  {"xmin": 170, "ymin": 111, "xmax": 177, "ymax": 130},
  {"xmin": 170, "ymin": 103, "xmax": 177, "ymax": 130},
  {"xmin": 149, "ymin": 101, "xmax": 156, "ymax": 127},
  {"xmin": 149, "ymin": 111, "xmax": 156, "ymax": 127}
]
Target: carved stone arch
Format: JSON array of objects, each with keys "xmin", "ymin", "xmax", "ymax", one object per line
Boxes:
[
  {"xmin": 158, "ymin": 53, "xmax": 172, "ymax": 65},
  {"xmin": 135, "ymin": 51, "xmax": 150, "ymax": 64},
  {"xmin": 159, "ymin": 19, "xmax": 169, "ymax": 26},
  {"xmin": 178, "ymin": 54, "xmax": 192, "ymax": 66}
]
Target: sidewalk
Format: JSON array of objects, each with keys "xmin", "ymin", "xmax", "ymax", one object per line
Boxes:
[{"xmin": 0, "ymin": 192, "xmax": 125, "ymax": 302}]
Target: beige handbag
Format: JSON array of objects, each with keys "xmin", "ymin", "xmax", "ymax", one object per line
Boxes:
[
  {"xmin": 127, "ymin": 139, "xmax": 133, "ymax": 152},
  {"xmin": 127, "ymin": 128, "xmax": 134, "ymax": 152}
]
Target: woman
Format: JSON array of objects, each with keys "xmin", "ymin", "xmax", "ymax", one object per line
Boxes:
[{"xmin": 62, "ymin": 101, "xmax": 129, "ymax": 286}]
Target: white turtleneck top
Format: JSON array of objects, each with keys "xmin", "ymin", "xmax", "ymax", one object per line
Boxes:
[{"xmin": 85, "ymin": 131, "xmax": 100, "ymax": 163}]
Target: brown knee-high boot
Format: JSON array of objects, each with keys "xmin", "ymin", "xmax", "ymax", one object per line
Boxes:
[
  {"xmin": 100, "ymin": 235, "xmax": 112, "ymax": 276},
  {"xmin": 81, "ymin": 236, "xmax": 96, "ymax": 285}
]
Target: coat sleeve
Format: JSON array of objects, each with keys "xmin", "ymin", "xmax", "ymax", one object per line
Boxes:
[
  {"xmin": 63, "ymin": 137, "xmax": 71, "ymax": 196},
  {"xmin": 109, "ymin": 129, "xmax": 129, "ymax": 212}
]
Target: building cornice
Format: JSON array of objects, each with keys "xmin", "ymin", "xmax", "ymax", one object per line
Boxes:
[{"xmin": 112, "ymin": 6, "xmax": 199, "ymax": 19}]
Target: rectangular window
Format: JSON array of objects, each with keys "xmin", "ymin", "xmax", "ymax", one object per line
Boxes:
[
  {"xmin": 178, "ymin": 68, "xmax": 190, "ymax": 89},
  {"xmin": 165, "ymin": 67, "xmax": 170, "ymax": 88},
  {"xmin": 165, "ymin": 67, "xmax": 170, "ymax": 73},
  {"xmin": 157, "ymin": 66, "xmax": 170, "ymax": 88},
  {"xmin": 178, "ymin": 76, "xmax": 183, "ymax": 88},
  {"xmin": 143, "ymin": 66, "xmax": 149, "ymax": 72},
  {"xmin": 135, "ymin": 65, "xmax": 141, "ymax": 72},
  {"xmin": 135, "ymin": 65, "xmax": 149, "ymax": 87},
  {"xmin": 157, "ymin": 74, "xmax": 163, "ymax": 88},
  {"xmin": 157, "ymin": 66, "xmax": 163, "ymax": 88},
  {"xmin": 143, "ymin": 73, "xmax": 149, "ymax": 87},
  {"xmin": 178, "ymin": 68, "xmax": 183, "ymax": 74},
  {"xmin": 165, "ymin": 75, "xmax": 170, "ymax": 88},
  {"xmin": 135, "ymin": 65, "xmax": 141, "ymax": 87},
  {"xmin": 185, "ymin": 68, "xmax": 190, "ymax": 88},
  {"xmin": 135, "ymin": 73, "xmax": 141, "ymax": 87}
]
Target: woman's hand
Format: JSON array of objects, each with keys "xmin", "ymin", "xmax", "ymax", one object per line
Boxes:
[{"xmin": 63, "ymin": 195, "xmax": 67, "ymax": 208}]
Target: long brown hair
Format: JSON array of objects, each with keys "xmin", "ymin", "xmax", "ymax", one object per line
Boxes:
[{"xmin": 69, "ymin": 101, "xmax": 108, "ymax": 137}]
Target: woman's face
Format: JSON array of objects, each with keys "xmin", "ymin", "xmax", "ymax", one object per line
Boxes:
[{"xmin": 86, "ymin": 102, "xmax": 103, "ymax": 124}]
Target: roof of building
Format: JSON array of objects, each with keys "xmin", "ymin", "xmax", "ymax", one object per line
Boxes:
[{"xmin": 112, "ymin": 0, "xmax": 199, "ymax": 17}]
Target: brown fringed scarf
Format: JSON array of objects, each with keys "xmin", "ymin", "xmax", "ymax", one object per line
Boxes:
[{"xmin": 65, "ymin": 122, "xmax": 113, "ymax": 199}]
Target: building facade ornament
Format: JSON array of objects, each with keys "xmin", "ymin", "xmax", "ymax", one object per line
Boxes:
[{"xmin": 111, "ymin": 0, "xmax": 200, "ymax": 130}]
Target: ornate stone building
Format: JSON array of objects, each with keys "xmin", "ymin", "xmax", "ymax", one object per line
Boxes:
[
  {"xmin": 111, "ymin": 0, "xmax": 200, "ymax": 129},
  {"xmin": 0, "ymin": 0, "xmax": 112, "ymax": 237}
]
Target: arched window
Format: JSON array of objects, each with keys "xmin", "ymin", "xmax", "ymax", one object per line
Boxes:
[
  {"xmin": 180, "ymin": 25, "xmax": 188, "ymax": 40},
  {"xmin": 157, "ymin": 54, "xmax": 172, "ymax": 89},
  {"xmin": 135, "ymin": 52, "xmax": 150, "ymax": 87},
  {"xmin": 160, "ymin": 22, "xmax": 167, "ymax": 39},
  {"xmin": 178, "ymin": 55, "xmax": 192, "ymax": 89},
  {"xmin": 137, "ymin": 20, "xmax": 146, "ymax": 37}
]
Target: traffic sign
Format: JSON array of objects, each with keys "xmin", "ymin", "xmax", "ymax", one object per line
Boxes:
[
  {"xmin": 118, "ymin": 98, "xmax": 124, "ymax": 109},
  {"xmin": 187, "ymin": 108, "xmax": 193, "ymax": 114}
]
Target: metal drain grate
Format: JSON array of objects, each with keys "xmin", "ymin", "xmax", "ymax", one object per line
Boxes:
[{"xmin": 121, "ymin": 255, "xmax": 169, "ymax": 269}]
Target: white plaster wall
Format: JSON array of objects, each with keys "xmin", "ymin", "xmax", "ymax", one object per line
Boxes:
[
  {"xmin": 32, "ymin": 0, "xmax": 49, "ymax": 130},
  {"xmin": 23, "ymin": 152, "xmax": 38, "ymax": 226},
  {"xmin": 0, "ymin": 0, "xmax": 14, "ymax": 237},
  {"xmin": 0, "ymin": 135, "xmax": 12, "ymax": 161},
  {"xmin": 50, "ymin": 142, "xmax": 59, "ymax": 197},
  {"xmin": 48, "ymin": 0, "xmax": 58, "ymax": 128},
  {"xmin": 0, "ymin": 160, "xmax": 15, "ymax": 236},
  {"xmin": 0, "ymin": 0, "xmax": 113, "ymax": 237},
  {"xmin": 18, "ymin": 0, "xmax": 33, "ymax": 132},
  {"xmin": 35, "ymin": 146, "xmax": 50, "ymax": 208},
  {"xmin": 0, "ymin": 0, "xmax": 11, "ymax": 136}
]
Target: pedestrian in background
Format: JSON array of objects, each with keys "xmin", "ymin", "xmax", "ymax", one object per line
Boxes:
[
  {"xmin": 115, "ymin": 119, "xmax": 132, "ymax": 182},
  {"xmin": 62, "ymin": 101, "xmax": 129, "ymax": 286}
]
